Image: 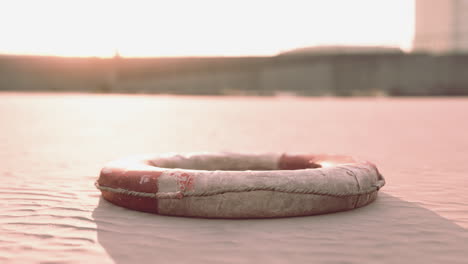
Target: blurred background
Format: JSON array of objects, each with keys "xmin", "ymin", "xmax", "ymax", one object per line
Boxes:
[
  {"xmin": 3, "ymin": 2, "xmax": 468, "ymax": 264},
  {"xmin": 0, "ymin": 0, "xmax": 467, "ymax": 96}
]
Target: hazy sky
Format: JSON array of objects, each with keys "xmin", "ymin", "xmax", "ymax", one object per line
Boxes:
[{"xmin": 0, "ymin": 0, "xmax": 414, "ymax": 57}]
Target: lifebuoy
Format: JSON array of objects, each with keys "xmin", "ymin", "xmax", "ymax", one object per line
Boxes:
[{"xmin": 96, "ymin": 153, "xmax": 385, "ymax": 218}]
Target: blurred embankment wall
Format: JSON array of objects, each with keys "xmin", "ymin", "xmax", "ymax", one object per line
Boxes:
[{"xmin": 1, "ymin": 53, "xmax": 467, "ymax": 96}]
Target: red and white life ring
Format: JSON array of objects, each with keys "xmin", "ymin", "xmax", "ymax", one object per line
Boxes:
[{"xmin": 95, "ymin": 153, "xmax": 385, "ymax": 218}]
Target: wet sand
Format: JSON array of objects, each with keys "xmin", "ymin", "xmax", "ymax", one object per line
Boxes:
[{"xmin": 1, "ymin": 93, "xmax": 467, "ymax": 263}]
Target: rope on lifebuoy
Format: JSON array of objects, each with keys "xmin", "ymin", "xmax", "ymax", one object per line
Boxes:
[
  {"xmin": 95, "ymin": 153, "xmax": 386, "ymax": 217},
  {"xmin": 95, "ymin": 179, "xmax": 385, "ymax": 199}
]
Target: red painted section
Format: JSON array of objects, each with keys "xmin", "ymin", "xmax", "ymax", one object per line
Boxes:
[
  {"xmin": 278, "ymin": 154, "xmax": 322, "ymax": 170},
  {"xmin": 98, "ymin": 169, "xmax": 162, "ymax": 193},
  {"xmin": 98, "ymin": 168, "xmax": 163, "ymax": 213},
  {"xmin": 101, "ymin": 191, "xmax": 159, "ymax": 213},
  {"xmin": 176, "ymin": 172, "xmax": 194, "ymax": 192}
]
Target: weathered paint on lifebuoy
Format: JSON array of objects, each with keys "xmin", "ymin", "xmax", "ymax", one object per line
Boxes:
[{"xmin": 96, "ymin": 153, "xmax": 385, "ymax": 218}]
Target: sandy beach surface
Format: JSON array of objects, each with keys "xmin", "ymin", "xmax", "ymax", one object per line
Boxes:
[{"xmin": 1, "ymin": 92, "xmax": 467, "ymax": 264}]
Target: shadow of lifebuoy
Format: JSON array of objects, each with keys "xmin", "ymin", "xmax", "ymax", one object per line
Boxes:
[{"xmin": 92, "ymin": 193, "xmax": 468, "ymax": 264}]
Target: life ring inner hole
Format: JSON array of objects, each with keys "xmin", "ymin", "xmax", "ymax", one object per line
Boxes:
[{"xmin": 146, "ymin": 154, "xmax": 356, "ymax": 171}]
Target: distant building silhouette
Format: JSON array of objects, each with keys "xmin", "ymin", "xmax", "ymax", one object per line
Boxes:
[
  {"xmin": 279, "ymin": 46, "xmax": 402, "ymax": 56},
  {"xmin": 1, "ymin": 53, "xmax": 467, "ymax": 96},
  {"xmin": 413, "ymin": 0, "xmax": 468, "ymax": 53}
]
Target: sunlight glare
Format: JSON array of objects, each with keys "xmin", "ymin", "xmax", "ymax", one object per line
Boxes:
[{"xmin": 0, "ymin": 0, "xmax": 414, "ymax": 57}]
